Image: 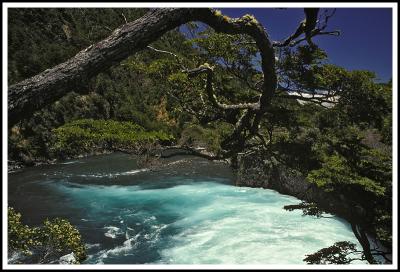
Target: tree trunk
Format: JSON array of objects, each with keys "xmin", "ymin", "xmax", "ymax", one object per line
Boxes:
[{"xmin": 351, "ymin": 223, "xmax": 376, "ymax": 264}]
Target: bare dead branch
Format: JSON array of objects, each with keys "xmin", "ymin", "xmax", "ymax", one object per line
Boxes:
[
  {"xmin": 319, "ymin": 8, "xmax": 337, "ymax": 31},
  {"xmin": 146, "ymin": 45, "xmax": 185, "ymax": 68},
  {"xmin": 286, "ymin": 30, "xmax": 340, "ymax": 47},
  {"xmin": 273, "ymin": 8, "xmax": 319, "ymax": 47},
  {"xmin": 255, "ymin": 132, "xmax": 271, "ymax": 148},
  {"xmin": 121, "ymin": 12, "xmax": 128, "ymax": 24},
  {"xmin": 273, "ymin": 8, "xmax": 339, "ymax": 48}
]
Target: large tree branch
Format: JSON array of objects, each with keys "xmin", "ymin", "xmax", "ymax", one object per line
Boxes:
[
  {"xmin": 8, "ymin": 8, "xmax": 198, "ymax": 127},
  {"xmin": 8, "ymin": 8, "xmax": 277, "ymax": 129}
]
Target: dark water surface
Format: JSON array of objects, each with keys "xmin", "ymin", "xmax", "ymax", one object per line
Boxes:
[{"xmin": 8, "ymin": 153, "xmax": 364, "ymax": 264}]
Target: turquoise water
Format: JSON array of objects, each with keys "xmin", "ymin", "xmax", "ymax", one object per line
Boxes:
[{"xmin": 8, "ymin": 153, "xmax": 365, "ymax": 264}]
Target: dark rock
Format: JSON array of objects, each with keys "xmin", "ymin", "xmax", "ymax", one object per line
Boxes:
[
  {"xmin": 20, "ymin": 153, "xmax": 34, "ymax": 166},
  {"xmin": 235, "ymin": 151, "xmax": 359, "ymax": 222}
]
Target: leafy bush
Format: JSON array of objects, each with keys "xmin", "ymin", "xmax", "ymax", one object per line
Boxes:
[
  {"xmin": 304, "ymin": 241, "xmax": 360, "ymax": 264},
  {"xmin": 178, "ymin": 123, "xmax": 233, "ymax": 154},
  {"xmin": 8, "ymin": 207, "xmax": 86, "ymax": 264},
  {"xmin": 307, "ymin": 154, "xmax": 386, "ymax": 196},
  {"xmin": 8, "ymin": 207, "xmax": 41, "ymax": 255},
  {"xmin": 51, "ymin": 119, "xmax": 174, "ymax": 157},
  {"xmin": 38, "ymin": 218, "xmax": 86, "ymax": 263}
]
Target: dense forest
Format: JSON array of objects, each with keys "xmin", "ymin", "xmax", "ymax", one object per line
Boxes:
[{"xmin": 7, "ymin": 8, "xmax": 392, "ymax": 265}]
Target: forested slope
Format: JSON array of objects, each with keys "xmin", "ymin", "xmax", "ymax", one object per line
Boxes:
[{"xmin": 8, "ymin": 8, "xmax": 198, "ymax": 164}]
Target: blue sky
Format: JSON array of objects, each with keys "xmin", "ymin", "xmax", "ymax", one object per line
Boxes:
[{"xmin": 219, "ymin": 8, "xmax": 393, "ymax": 82}]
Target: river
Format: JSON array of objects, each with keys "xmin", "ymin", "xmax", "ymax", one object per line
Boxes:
[{"xmin": 8, "ymin": 152, "xmax": 365, "ymax": 264}]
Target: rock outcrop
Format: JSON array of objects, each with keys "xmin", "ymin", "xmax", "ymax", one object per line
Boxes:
[
  {"xmin": 58, "ymin": 253, "xmax": 77, "ymax": 264},
  {"xmin": 235, "ymin": 151, "xmax": 366, "ymax": 222}
]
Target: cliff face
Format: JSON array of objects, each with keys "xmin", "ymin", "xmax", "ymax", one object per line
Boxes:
[{"xmin": 234, "ymin": 151, "xmax": 366, "ymax": 222}]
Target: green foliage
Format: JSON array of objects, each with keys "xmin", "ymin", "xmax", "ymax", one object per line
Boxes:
[
  {"xmin": 8, "ymin": 8, "xmax": 196, "ymax": 164},
  {"xmin": 39, "ymin": 218, "xmax": 86, "ymax": 263},
  {"xmin": 147, "ymin": 58, "xmax": 180, "ymax": 78},
  {"xmin": 283, "ymin": 202, "xmax": 325, "ymax": 218},
  {"xmin": 8, "ymin": 8, "xmax": 147, "ymax": 85},
  {"xmin": 336, "ymin": 70, "xmax": 391, "ymax": 129},
  {"xmin": 304, "ymin": 241, "xmax": 360, "ymax": 264},
  {"xmin": 278, "ymin": 45, "xmax": 329, "ymax": 91},
  {"xmin": 51, "ymin": 119, "xmax": 174, "ymax": 157},
  {"xmin": 286, "ymin": 201, "xmax": 329, "ymax": 218},
  {"xmin": 9, "ymin": 92, "xmax": 112, "ymax": 163},
  {"xmin": 381, "ymin": 115, "xmax": 392, "ymax": 145},
  {"xmin": 189, "ymin": 30, "xmax": 258, "ymax": 65},
  {"xmin": 186, "ymin": 27, "xmax": 262, "ymax": 105},
  {"xmin": 178, "ymin": 123, "xmax": 233, "ymax": 154},
  {"xmin": 273, "ymin": 58, "xmax": 392, "ymax": 256},
  {"xmin": 307, "ymin": 154, "xmax": 385, "ymax": 196},
  {"xmin": 8, "ymin": 207, "xmax": 41, "ymax": 255},
  {"xmin": 278, "ymin": 47, "xmax": 391, "ymax": 132},
  {"xmin": 374, "ymin": 209, "xmax": 392, "ymax": 244},
  {"xmin": 8, "ymin": 207, "xmax": 86, "ymax": 264},
  {"xmin": 167, "ymin": 72, "xmax": 190, "ymax": 87}
]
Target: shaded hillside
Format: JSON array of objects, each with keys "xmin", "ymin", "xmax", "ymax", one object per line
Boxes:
[{"xmin": 8, "ymin": 8, "xmax": 197, "ymax": 164}]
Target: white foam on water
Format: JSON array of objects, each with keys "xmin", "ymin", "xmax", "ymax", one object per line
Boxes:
[
  {"xmin": 156, "ymin": 183, "xmax": 368, "ymax": 264},
  {"xmin": 51, "ymin": 180, "xmax": 368, "ymax": 264},
  {"xmin": 104, "ymin": 226, "xmax": 124, "ymax": 239},
  {"xmin": 120, "ymin": 169, "xmax": 150, "ymax": 175},
  {"xmin": 85, "ymin": 243, "xmax": 101, "ymax": 250},
  {"xmin": 91, "ymin": 233, "xmax": 141, "ymax": 263},
  {"xmin": 61, "ymin": 160, "xmax": 81, "ymax": 165},
  {"xmin": 76, "ymin": 168, "xmax": 149, "ymax": 179}
]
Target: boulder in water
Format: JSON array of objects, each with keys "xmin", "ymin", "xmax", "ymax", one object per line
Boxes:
[{"xmin": 58, "ymin": 252, "xmax": 77, "ymax": 264}]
